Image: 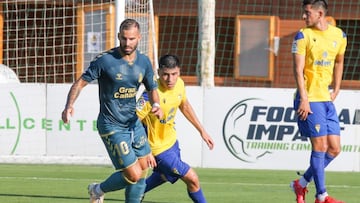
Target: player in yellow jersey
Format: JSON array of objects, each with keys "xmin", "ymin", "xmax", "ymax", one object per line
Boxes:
[
  {"xmin": 136, "ymin": 54, "xmax": 214, "ymax": 203},
  {"xmin": 289, "ymin": 1, "xmax": 347, "ymax": 203}
]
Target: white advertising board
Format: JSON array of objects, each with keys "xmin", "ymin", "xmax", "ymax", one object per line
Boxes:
[
  {"xmin": 0, "ymin": 84, "xmax": 359, "ymax": 171},
  {"xmin": 200, "ymin": 87, "xmax": 360, "ymax": 171},
  {"xmin": 46, "ymin": 84, "xmax": 106, "ymax": 157},
  {"xmin": 0, "ymin": 84, "xmax": 46, "ymax": 155}
]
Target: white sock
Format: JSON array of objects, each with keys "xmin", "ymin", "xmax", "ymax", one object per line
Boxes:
[
  {"xmin": 299, "ymin": 176, "xmax": 309, "ymax": 188},
  {"xmin": 317, "ymin": 192, "xmax": 328, "ymax": 202}
]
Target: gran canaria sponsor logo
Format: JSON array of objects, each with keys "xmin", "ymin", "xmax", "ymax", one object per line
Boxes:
[
  {"xmin": 114, "ymin": 87, "xmax": 137, "ymax": 99},
  {"xmin": 222, "ymin": 98, "xmax": 360, "ymax": 163}
]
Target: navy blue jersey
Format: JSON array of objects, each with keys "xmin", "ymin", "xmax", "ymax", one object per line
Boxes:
[{"xmin": 82, "ymin": 48, "xmax": 157, "ymax": 130}]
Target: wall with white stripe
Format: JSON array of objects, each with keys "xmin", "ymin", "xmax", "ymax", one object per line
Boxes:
[{"xmin": 1, "ymin": 84, "xmax": 359, "ymax": 171}]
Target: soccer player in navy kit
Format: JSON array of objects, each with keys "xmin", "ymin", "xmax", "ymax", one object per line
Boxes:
[
  {"xmin": 290, "ymin": 1, "xmax": 347, "ymax": 203},
  {"xmin": 62, "ymin": 19, "xmax": 163, "ymax": 203}
]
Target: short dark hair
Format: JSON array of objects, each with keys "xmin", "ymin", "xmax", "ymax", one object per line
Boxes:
[
  {"xmin": 119, "ymin": 18, "xmax": 140, "ymax": 32},
  {"xmin": 302, "ymin": 0, "xmax": 328, "ymax": 11},
  {"xmin": 158, "ymin": 54, "xmax": 180, "ymax": 69}
]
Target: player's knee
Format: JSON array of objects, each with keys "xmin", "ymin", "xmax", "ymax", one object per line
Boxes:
[
  {"xmin": 185, "ymin": 179, "xmax": 200, "ymax": 192},
  {"xmin": 125, "ymin": 172, "xmax": 143, "ymax": 183},
  {"xmin": 123, "ymin": 165, "xmax": 144, "ymax": 183},
  {"xmin": 328, "ymin": 146, "xmax": 341, "ymax": 157},
  {"xmin": 183, "ymin": 169, "xmax": 200, "ymax": 189}
]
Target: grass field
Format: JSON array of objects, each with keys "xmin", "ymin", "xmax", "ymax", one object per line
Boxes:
[{"xmin": 0, "ymin": 164, "xmax": 359, "ymax": 203}]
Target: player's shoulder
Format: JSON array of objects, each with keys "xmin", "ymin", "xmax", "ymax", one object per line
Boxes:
[
  {"xmin": 328, "ymin": 24, "xmax": 347, "ymax": 38},
  {"xmin": 294, "ymin": 28, "xmax": 308, "ymax": 41},
  {"xmin": 176, "ymin": 77, "xmax": 185, "ymax": 88},
  {"xmin": 136, "ymin": 51, "xmax": 151, "ymax": 63},
  {"xmin": 134, "ymin": 51, "xmax": 152, "ymax": 70},
  {"xmin": 91, "ymin": 47, "xmax": 117, "ymax": 63},
  {"xmin": 298, "ymin": 27, "xmax": 315, "ymax": 34},
  {"xmin": 177, "ymin": 77, "xmax": 185, "ymax": 85},
  {"xmin": 173, "ymin": 77, "xmax": 186, "ymax": 96}
]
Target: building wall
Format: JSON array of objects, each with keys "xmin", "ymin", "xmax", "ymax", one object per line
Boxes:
[{"xmin": 153, "ymin": 0, "xmax": 360, "ymax": 89}]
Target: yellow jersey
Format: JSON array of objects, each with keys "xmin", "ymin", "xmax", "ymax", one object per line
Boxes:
[
  {"xmin": 136, "ymin": 78, "xmax": 186, "ymax": 156},
  {"xmin": 291, "ymin": 24, "xmax": 347, "ymax": 101}
]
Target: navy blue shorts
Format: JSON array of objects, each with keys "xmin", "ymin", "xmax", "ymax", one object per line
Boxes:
[
  {"xmin": 294, "ymin": 99, "xmax": 341, "ymax": 137},
  {"xmin": 152, "ymin": 141, "xmax": 190, "ymax": 184}
]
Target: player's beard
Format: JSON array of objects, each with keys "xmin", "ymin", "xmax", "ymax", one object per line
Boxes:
[{"xmin": 120, "ymin": 44, "xmax": 137, "ymax": 55}]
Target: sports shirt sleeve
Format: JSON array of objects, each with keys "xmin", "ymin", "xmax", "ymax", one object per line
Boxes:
[
  {"xmin": 291, "ymin": 30, "xmax": 306, "ymax": 56},
  {"xmin": 180, "ymin": 78, "xmax": 187, "ymax": 103},
  {"xmin": 81, "ymin": 51, "xmax": 108, "ymax": 82},
  {"xmin": 338, "ymin": 31, "xmax": 347, "ymax": 55},
  {"xmin": 141, "ymin": 56, "xmax": 158, "ymax": 91},
  {"xmin": 136, "ymin": 92, "xmax": 151, "ymax": 121}
]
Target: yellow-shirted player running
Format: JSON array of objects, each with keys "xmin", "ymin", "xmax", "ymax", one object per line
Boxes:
[{"xmin": 136, "ymin": 54, "xmax": 214, "ymax": 203}]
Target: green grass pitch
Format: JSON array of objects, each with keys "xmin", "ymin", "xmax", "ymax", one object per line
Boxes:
[{"xmin": 0, "ymin": 164, "xmax": 359, "ymax": 203}]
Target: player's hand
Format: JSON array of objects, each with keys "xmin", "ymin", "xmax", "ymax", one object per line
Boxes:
[
  {"xmin": 147, "ymin": 154, "xmax": 157, "ymax": 168},
  {"xmin": 330, "ymin": 91, "xmax": 339, "ymax": 101},
  {"xmin": 297, "ymin": 100, "xmax": 312, "ymax": 121},
  {"xmin": 202, "ymin": 132, "xmax": 215, "ymax": 150},
  {"xmin": 61, "ymin": 107, "xmax": 74, "ymax": 123},
  {"xmin": 151, "ymin": 105, "xmax": 163, "ymax": 119}
]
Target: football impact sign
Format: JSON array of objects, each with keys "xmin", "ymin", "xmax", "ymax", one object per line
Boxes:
[{"xmin": 202, "ymin": 87, "xmax": 360, "ymax": 171}]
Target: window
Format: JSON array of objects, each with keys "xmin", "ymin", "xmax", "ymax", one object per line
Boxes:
[
  {"xmin": 234, "ymin": 15, "xmax": 279, "ymax": 81},
  {"xmin": 76, "ymin": 4, "xmax": 115, "ymax": 79}
]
